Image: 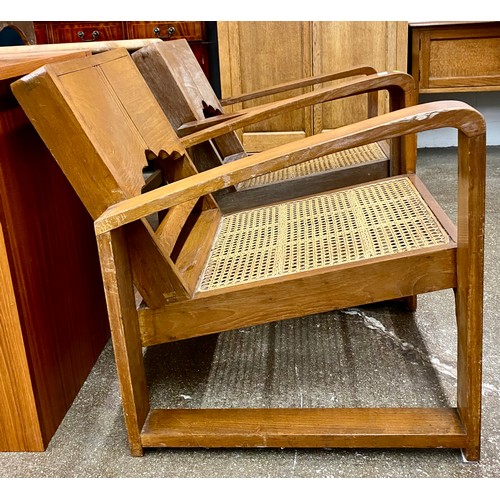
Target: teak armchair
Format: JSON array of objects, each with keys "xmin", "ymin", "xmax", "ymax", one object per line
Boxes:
[
  {"xmin": 12, "ymin": 48, "xmax": 485, "ymax": 460},
  {"xmin": 132, "ymin": 40, "xmax": 417, "ymax": 212}
]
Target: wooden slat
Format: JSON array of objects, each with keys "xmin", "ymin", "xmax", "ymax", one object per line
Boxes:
[
  {"xmin": 0, "ymin": 50, "xmax": 90, "ymax": 80},
  {"xmin": 219, "ymin": 65, "xmax": 378, "ymax": 106},
  {"xmin": 156, "ymin": 198, "xmax": 198, "ymax": 253},
  {"xmin": 174, "ymin": 208, "xmax": 221, "ymax": 292},
  {"xmin": 141, "ymin": 408, "xmax": 466, "ymax": 449},
  {"xmin": 217, "ymin": 160, "xmax": 389, "ymax": 213}
]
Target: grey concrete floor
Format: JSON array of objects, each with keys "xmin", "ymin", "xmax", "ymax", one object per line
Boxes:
[{"xmin": 1, "ymin": 147, "xmax": 499, "ymax": 478}]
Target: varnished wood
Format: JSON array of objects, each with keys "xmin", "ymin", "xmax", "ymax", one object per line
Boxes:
[
  {"xmin": 139, "ymin": 244, "xmax": 457, "ymax": 346},
  {"xmin": 0, "ymin": 50, "xmax": 110, "ymax": 451},
  {"xmin": 0, "ymin": 220, "xmax": 43, "ymax": 451},
  {"xmin": 97, "ymin": 229, "xmax": 148, "ymax": 456},
  {"xmin": 141, "ymin": 408, "xmax": 467, "ymax": 448},
  {"xmin": 12, "ymin": 49, "xmax": 486, "ymax": 459}
]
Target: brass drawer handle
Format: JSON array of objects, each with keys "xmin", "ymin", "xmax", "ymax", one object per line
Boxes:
[
  {"xmin": 153, "ymin": 26, "xmax": 176, "ymax": 38},
  {"xmin": 77, "ymin": 30, "xmax": 100, "ymax": 42}
]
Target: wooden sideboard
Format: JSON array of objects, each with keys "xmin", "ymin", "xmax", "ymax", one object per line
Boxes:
[
  {"xmin": 33, "ymin": 21, "xmax": 210, "ymax": 78},
  {"xmin": 0, "ymin": 50, "xmax": 110, "ymax": 451},
  {"xmin": 409, "ymin": 21, "xmax": 500, "ymax": 93}
]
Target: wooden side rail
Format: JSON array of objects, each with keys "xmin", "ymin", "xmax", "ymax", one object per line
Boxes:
[
  {"xmin": 179, "ymin": 71, "xmax": 415, "ymax": 141},
  {"xmin": 219, "ymin": 65, "xmax": 378, "ymax": 106},
  {"xmin": 95, "ymin": 101, "xmax": 485, "ymax": 234}
]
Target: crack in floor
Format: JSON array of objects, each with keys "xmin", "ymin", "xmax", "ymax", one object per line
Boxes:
[{"xmin": 341, "ymin": 308, "xmax": 500, "ymax": 396}]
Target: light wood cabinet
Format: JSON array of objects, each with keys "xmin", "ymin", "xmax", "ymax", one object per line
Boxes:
[
  {"xmin": 410, "ymin": 22, "xmax": 500, "ymax": 93},
  {"xmin": 218, "ymin": 21, "xmax": 408, "ymax": 152}
]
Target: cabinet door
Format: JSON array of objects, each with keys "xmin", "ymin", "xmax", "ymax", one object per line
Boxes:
[
  {"xmin": 218, "ymin": 21, "xmax": 313, "ymax": 152},
  {"xmin": 312, "ymin": 22, "xmax": 408, "ymax": 133},
  {"xmin": 218, "ymin": 21, "xmax": 408, "ymax": 152}
]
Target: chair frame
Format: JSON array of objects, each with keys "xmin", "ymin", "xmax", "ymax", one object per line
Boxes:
[{"xmin": 12, "ymin": 49, "xmax": 485, "ymax": 461}]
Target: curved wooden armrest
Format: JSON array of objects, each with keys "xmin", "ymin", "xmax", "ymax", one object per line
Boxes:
[
  {"xmin": 219, "ymin": 65, "xmax": 378, "ymax": 106},
  {"xmin": 180, "ymin": 71, "xmax": 416, "ymax": 144},
  {"xmin": 95, "ymin": 101, "xmax": 485, "ymax": 235}
]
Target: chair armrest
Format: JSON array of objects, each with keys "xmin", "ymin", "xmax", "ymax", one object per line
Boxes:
[
  {"xmin": 95, "ymin": 101, "xmax": 485, "ymax": 235},
  {"xmin": 219, "ymin": 66, "xmax": 378, "ymax": 106},
  {"xmin": 179, "ymin": 71, "xmax": 416, "ymax": 145}
]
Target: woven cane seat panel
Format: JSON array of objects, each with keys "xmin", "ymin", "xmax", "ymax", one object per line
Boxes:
[
  {"xmin": 199, "ymin": 177, "xmax": 449, "ymax": 292},
  {"xmin": 237, "ymin": 142, "xmax": 387, "ymax": 191}
]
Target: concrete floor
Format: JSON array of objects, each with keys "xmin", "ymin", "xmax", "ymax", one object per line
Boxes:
[{"xmin": 1, "ymin": 147, "xmax": 499, "ymax": 478}]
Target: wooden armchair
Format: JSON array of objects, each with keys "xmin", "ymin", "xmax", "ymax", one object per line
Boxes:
[
  {"xmin": 133, "ymin": 40, "xmax": 417, "ymax": 212},
  {"xmin": 12, "ymin": 48, "xmax": 485, "ymax": 460}
]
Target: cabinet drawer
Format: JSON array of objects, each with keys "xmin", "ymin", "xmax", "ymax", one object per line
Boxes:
[
  {"xmin": 47, "ymin": 22, "xmax": 125, "ymax": 44},
  {"xmin": 125, "ymin": 21, "xmax": 205, "ymax": 41},
  {"xmin": 412, "ymin": 23, "xmax": 500, "ymax": 92}
]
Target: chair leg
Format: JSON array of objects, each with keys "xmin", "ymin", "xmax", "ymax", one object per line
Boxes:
[
  {"xmin": 401, "ymin": 295, "xmax": 417, "ymax": 312},
  {"xmin": 97, "ymin": 229, "xmax": 150, "ymax": 457},
  {"xmin": 455, "ymin": 133, "xmax": 485, "ymax": 462},
  {"xmin": 455, "ymin": 283, "xmax": 483, "ymax": 462}
]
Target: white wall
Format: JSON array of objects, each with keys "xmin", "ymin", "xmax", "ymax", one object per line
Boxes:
[{"xmin": 417, "ymin": 92, "xmax": 500, "ymax": 147}]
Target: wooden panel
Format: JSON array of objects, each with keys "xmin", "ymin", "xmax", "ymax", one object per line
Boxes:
[
  {"xmin": 218, "ymin": 22, "xmax": 407, "ymax": 151},
  {"xmin": 33, "ymin": 22, "xmax": 50, "ymax": 44},
  {"xmin": 412, "ymin": 23, "xmax": 500, "ymax": 93},
  {"xmin": 218, "ymin": 21, "xmax": 313, "ymax": 148},
  {"xmin": 125, "ymin": 21, "xmax": 204, "ymax": 41},
  {"xmin": 242, "ymin": 131, "xmax": 306, "ymax": 153},
  {"xmin": 141, "ymin": 408, "xmax": 467, "ymax": 449},
  {"xmin": 0, "ymin": 220, "xmax": 43, "ymax": 451},
  {"xmin": 313, "ymin": 21, "xmax": 408, "ymax": 131},
  {"xmin": 0, "ymin": 63, "xmax": 110, "ymax": 449}
]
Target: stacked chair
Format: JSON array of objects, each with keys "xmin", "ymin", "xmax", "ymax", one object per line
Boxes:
[
  {"xmin": 132, "ymin": 39, "xmax": 417, "ymax": 212},
  {"xmin": 11, "ymin": 47, "xmax": 485, "ymax": 460}
]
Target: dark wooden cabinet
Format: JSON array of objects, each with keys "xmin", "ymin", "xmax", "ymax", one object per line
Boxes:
[
  {"xmin": 125, "ymin": 21, "xmax": 205, "ymax": 41},
  {"xmin": 0, "ymin": 51, "xmax": 110, "ymax": 451},
  {"xmin": 33, "ymin": 21, "xmax": 210, "ymax": 77},
  {"xmin": 34, "ymin": 21, "xmax": 125, "ymax": 44}
]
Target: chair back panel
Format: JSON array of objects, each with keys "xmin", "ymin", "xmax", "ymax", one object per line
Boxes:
[
  {"xmin": 133, "ymin": 40, "xmax": 246, "ymax": 165},
  {"xmin": 12, "ymin": 48, "xmax": 219, "ymax": 303}
]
